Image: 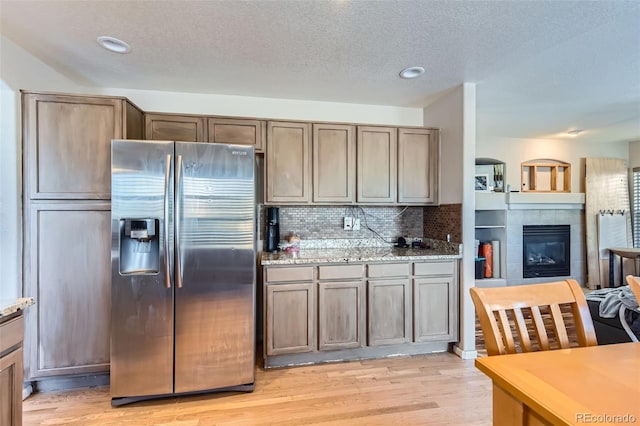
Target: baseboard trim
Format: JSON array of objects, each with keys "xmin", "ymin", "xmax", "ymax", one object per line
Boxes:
[
  {"xmin": 33, "ymin": 373, "xmax": 110, "ymax": 393},
  {"xmin": 22, "ymin": 383, "xmax": 33, "ymax": 400},
  {"xmin": 453, "ymin": 345, "xmax": 478, "ymax": 359}
]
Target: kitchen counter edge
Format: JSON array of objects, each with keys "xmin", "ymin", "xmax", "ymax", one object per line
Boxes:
[
  {"xmin": 261, "ymin": 250, "xmax": 462, "ymax": 266},
  {"xmin": 0, "ymin": 297, "xmax": 35, "ymax": 318}
]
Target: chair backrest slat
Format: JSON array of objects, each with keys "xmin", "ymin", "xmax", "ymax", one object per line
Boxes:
[
  {"xmin": 512, "ymin": 308, "xmax": 533, "ymax": 352},
  {"xmin": 496, "ymin": 309, "xmax": 516, "ymax": 354},
  {"xmin": 550, "ymin": 303, "xmax": 570, "ymax": 349},
  {"xmin": 471, "ymin": 279, "xmax": 597, "ymax": 356},
  {"xmin": 530, "ymin": 306, "xmax": 550, "ymax": 350},
  {"xmin": 627, "ymin": 275, "xmax": 640, "ymax": 305}
]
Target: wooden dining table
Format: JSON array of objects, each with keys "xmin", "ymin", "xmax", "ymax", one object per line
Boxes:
[{"xmin": 475, "ymin": 343, "xmax": 640, "ymax": 426}]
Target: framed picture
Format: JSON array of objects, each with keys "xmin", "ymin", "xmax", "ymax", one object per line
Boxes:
[{"xmin": 475, "ymin": 174, "xmax": 490, "ymax": 191}]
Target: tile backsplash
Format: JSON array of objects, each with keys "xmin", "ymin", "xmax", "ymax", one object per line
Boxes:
[
  {"xmin": 261, "ymin": 206, "xmax": 424, "ymax": 242},
  {"xmin": 423, "ymin": 204, "xmax": 462, "ymax": 243}
]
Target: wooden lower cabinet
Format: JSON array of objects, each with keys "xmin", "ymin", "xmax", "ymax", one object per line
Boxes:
[
  {"xmin": 24, "ymin": 202, "xmax": 111, "ymax": 379},
  {"xmin": 413, "ymin": 276, "xmax": 457, "ymax": 342},
  {"xmin": 263, "ymin": 259, "xmax": 458, "ymax": 365},
  {"xmin": 318, "ymin": 281, "xmax": 365, "ymax": 350},
  {"xmin": 367, "ymin": 279, "xmax": 412, "ymax": 346},
  {"xmin": 265, "ymin": 283, "xmax": 316, "ymax": 355},
  {"xmin": 0, "ymin": 315, "xmax": 24, "ymax": 426}
]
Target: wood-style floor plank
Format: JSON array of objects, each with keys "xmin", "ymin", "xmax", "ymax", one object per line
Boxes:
[{"xmin": 23, "ymin": 353, "xmax": 492, "ymax": 425}]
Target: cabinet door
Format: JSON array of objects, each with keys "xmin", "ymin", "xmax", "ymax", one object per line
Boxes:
[
  {"xmin": 313, "ymin": 123, "xmax": 355, "ymax": 203},
  {"xmin": 266, "ymin": 121, "xmax": 311, "ymax": 203},
  {"xmin": 413, "ymin": 276, "xmax": 457, "ymax": 342},
  {"xmin": 208, "ymin": 118, "xmax": 265, "ymax": 152},
  {"xmin": 145, "ymin": 113, "xmax": 206, "ymax": 142},
  {"xmin": 318, "ymin": 281, "xmax": 365, "ymax": 350},
  {"xmin": 398, "ymin": 128, "xmax": 439, "ymax": 204},
  {"xmin": 357, "ymin": 126, "xmax": 397, "ymax": 203},
  {"xmin": 0, "ymin": 347, "xmax": 23, "ymax": 426},
  {"xmin": 265, "ymin": 283, "xmax": 315, "ymax": 355},
  {"xmin": 368, "ymin": 279, "xmax": 412, "ymax": 346},
  {"xmin": 23, "ymin": 93, "xmax": 124, "ymax": 199},
  {"xmin": 24, "ymin": 202, "xmax": 111, "ymax": 378}
]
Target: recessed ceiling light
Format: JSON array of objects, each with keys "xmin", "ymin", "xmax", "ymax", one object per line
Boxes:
[
  {"xmin": 97, "ymin": 36, "xmax": 131, "ymax": 54},
  {"xmin": 399, "ymin": 66, "xmax": 425, "ymax": 79},
  {"xmin": 567, "ymin": 129, "xmax": 583, "ymax": 136}
]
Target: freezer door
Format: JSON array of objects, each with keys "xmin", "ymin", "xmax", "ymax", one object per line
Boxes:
[
  {"xmin": 111, "ymin": 139, "xmax": 174, "ymax": 398},
  {"xmin": 174, "ymin": 142, "xmax": 256, "ymax": 393}
]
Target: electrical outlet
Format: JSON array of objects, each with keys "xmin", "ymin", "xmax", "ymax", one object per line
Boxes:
[
  {"xmin": 343, "ymin": 216, "xmax": 353, "ymax": 230},
  {"xmin": 353, "ymin": 218, "xmax": 361, "ymax": 230}
]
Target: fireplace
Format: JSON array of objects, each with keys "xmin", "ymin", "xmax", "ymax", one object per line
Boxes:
[{"xmin": 522, "ymin": 225, "xmax": 570, "ymax": 278}]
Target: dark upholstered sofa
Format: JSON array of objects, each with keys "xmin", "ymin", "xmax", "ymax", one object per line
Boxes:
[{"xmin": 587, "ymin": 299, "xmax": 640, "ymax": 344}]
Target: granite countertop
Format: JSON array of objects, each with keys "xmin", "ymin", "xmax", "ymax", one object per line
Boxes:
[
  {"xmin": 261, "ymin": 246, "xmax": 461, "ymax": 265},
  {"xmin": 0, "ymin": 297, "xmax": 35, "ymax": 317}
]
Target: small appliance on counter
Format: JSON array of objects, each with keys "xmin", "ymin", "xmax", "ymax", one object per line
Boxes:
[
  {"xmin": 266, "ymin": 207, "xmax": 280, "ymax": 252},
  {"xmin": 395, "ymin": 236, "xmax": 409, "ymax": 248}
]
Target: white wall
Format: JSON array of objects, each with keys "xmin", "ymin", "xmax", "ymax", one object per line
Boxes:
[
  {"xmin": 423, "ymin": 84, "xmax": 477, "ymax": 358},
  {"xmin": 477, "ymin": 137, "xmax": 629, "ymax": 193},
  {"xmin": 629, "ymin": 141, "xmax": 640, "ymax": 169},
  {"xmin": 100, "ymin": 88, "xmax": 423, "ymax": 126},
  {"xmin": 0, "ymin": 35, "xmax": 86, "ymax": 300}
]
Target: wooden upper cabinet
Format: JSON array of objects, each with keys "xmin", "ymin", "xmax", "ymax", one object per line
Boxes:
[
  {"xmin": 357, "ymin": 126, "xmax": 397, "ymax": 204},
  {"xmin": 145, "ymin": 113, "xmax": 206, "ymax": 142},
  {"xmin": 266, "ymin": 121, "xmax": 311, "ymax": 204},
  {"xmin": 313, "ymin": 123, "xmax": 356, "ymax": 203},
  {"xmin": 208, "ymin": 118, "xmax": 265, "ymax": 152},
  {"xmin": 398, "ymin": 128, "xmax": 439, "ymax": 204},
  {"xmin": 22, "ymin": 92, "xmax": 142, "ymax": 200}
]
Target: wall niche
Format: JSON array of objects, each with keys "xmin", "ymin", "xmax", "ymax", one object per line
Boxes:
[
  {"xmin": 475, "ymin": 158, "xmax": 506, "ymax": 192},
  {"xmin": 521, "ymin": 159, "xmax": 571, "ymax": 192}
]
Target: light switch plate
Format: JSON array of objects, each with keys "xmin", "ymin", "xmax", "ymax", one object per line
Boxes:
[{"xmin": 353, "ymin": 218, "xmax": 361, "ymax": 230}]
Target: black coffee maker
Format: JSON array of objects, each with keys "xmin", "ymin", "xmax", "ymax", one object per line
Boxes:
[{"xmin": 265, "ymin": 207, "xmax": 280, "ymax": 252}]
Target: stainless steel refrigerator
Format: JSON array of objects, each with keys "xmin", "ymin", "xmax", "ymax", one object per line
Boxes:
[{"xmin": 110, "ymin": 140, "xmax": 255, "ymax": 406}]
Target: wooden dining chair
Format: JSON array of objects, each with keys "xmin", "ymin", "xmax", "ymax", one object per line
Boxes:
[
  {"xmin": 470, "ymin": 279, "xmax": 597, "ymax": 356},
  {"xmin": 626, "ymin": 275, "xmax": 640, "ymax": 304}
]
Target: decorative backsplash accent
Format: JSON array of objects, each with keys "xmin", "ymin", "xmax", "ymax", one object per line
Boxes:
[
  {"xmin": 260, "ymin": 206, "xmax": 424, "ymax": 242},
  {"xmin": 423, "ymin": 204, "xmax": 462, "ymax": 243}
]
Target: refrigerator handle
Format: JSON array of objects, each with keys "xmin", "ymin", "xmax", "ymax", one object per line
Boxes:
[
  {"xmin": 164, "ymin": 154, "xmax": 172, "ymax": 289},
  {"xmin": 175, "ymin": 154, "xmax": 184, "ymax": 289}
]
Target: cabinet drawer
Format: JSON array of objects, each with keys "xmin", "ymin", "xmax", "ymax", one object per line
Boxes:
[
  {"xmin": 318, "ymin": 264, "xmax": 363, "ymax": 280},
  {"xmin": 265, "ymin": 266, "xmax": 314, "ymax": 283},
  {"xmin": 367, "ymin": 263, "xmax": 410, "ymax": 278},
  {"xmin": 413, "ymin": 261, "xmax": 454, "ymax": 277},
  {"xmin": 0, "ymin": 315, "xmax": 24, "ymax": 354}
]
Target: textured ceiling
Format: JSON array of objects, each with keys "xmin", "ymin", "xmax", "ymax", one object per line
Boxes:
[{"xmin": 1, "ymin": 0, "xmax": 639, "ymax": 144}]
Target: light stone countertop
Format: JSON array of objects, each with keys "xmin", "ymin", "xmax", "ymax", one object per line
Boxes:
[
  {"xmin": 261, "ymin": 246, "xmax": 461, "ymax": 266},
  {"xmin": 0, "ymin": 297, "xmax": 35, "ymax": 318}
]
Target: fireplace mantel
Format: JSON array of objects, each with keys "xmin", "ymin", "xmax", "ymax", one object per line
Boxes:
[{"xmin": 476, "ymin": 192, "xmax": 585, "ymax": 211}]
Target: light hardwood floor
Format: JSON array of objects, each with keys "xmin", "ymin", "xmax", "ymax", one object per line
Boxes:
[{"xmin": 23, "ymin": 353, "xmax": 492, "ymax": 425}]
